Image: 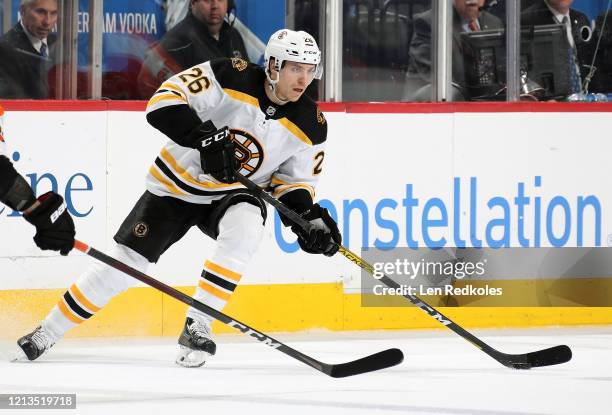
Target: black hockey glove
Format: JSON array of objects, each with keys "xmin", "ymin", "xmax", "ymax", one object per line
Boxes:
[
  {"xmin": 24, "ymin": 192, "xmax": 75, "ymax": 256},
  {"xmin": 197, "ymin": 125, "xmax": 237, "ymax": 183},
  {"xmin": 291, "ymin": 203, "xmax": 341, "ymax": 257}
]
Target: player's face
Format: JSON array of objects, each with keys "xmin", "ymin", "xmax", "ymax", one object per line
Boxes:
[
  {"xmin": 453, "ymin": 0, "xmax": 485, "ymax": 21},
  {"xmin": 547, "ymin": 0, "xmax": 574, "ymax": 11},
  {"xmin": 275, "ymin": 61, "xmax": 317, "ymax": 102},
  {"xmin": 191, "ymin": 0, "xmax": 227, "ymax": 27},
  {"xmin": 20, "ymin": 0, "xmax": 58, "ymax": 40}
]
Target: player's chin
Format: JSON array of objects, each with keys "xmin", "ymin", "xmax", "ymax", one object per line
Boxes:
[{"xmin": 290, "ymin": 89, "xmax": 305, "ymax": 101}]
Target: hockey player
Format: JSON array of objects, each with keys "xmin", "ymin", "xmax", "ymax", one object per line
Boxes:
[
  {"xmin": 15, "ymin": 29, "xmax": 341, "ymax": 367},
  {"xmin": 0, "ymin": 104, "xmax": 75, "ymax": 255}
]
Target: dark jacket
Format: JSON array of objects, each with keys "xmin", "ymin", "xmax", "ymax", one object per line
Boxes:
[
  {"xmin": 405, "ymin": 7, "xmax": 503, "ymax": 99},
  {"xmin": 137, "ymin": 13, "xmax": 248, "ymax": 98},
  {"xmin": 589, "ymin": 11, "xmax": 612, "ymax": 93},
  {"xmin": 0, "ymin": 23, "xmax": 56, "ymax": 99},
  {"xmin": 521, "ymin": 0, "xmax": 593, "ymax": 81}
]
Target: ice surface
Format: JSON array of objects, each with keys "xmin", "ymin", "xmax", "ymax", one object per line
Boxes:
[{"xmin": 0, "ymin": 326, "xmax": 610, "ymax": 415}]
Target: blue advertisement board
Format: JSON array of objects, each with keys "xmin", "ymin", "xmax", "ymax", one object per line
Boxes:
[
  {"xmin": 574, "ymin": 0, "xmax": 611, "ymax": 21},
  {"xmin": 235, "ymin": 0, "xmax": 285, "ymax": 44}
]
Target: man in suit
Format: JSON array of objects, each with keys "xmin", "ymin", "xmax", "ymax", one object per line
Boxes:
[
  {"xmin": 521, "ymin": 0, "xmax": 592, "ymax": 94},
  {"xmin": 0, "ymin": 0, "xmax": 58, "ymax": 99},
  {"xmin": 137, "ymin": 0, "xmax": 248, "ymax": 99},
  {"xmin": 404, "ymin": 0, "xmax": 504, "ymax": 101},
  {"xmin": 587, "ymin": 9, "xmax": 612, "ymax": 93}
]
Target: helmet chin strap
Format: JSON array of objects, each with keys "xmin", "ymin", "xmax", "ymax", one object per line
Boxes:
[
  {"xmin": 265, "ymin": 67, "xmax": 290, "ymax": 105},
  {"xmin": 267, "ymin": 82, "xmax": 290, "ymax": 105}
]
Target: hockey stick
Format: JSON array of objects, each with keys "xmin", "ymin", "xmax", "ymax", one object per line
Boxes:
[
  {"xmin": 234, "ymin": 173, "xmax": 572, "ymax": 369},
  {"xmin": 73, "ymin": 240, "xmax": 403, "ymax": 378}
]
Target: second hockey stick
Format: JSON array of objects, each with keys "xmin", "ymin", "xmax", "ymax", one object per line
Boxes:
[
  {"xmin": 234, "ymin": 173, "xmax": 572, "ymax": 369},
  {"xmin": 73, "ymin": 240, "xmax": 403, "ymax": 378}
]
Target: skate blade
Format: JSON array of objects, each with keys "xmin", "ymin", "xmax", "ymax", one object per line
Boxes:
[
  {"xmin": 10, "ymin": 347, "xmax": 29, "ymax": 362},
  {"xmin": 175, "ymin": 346, "xmax": 211, "ymax": 368}
]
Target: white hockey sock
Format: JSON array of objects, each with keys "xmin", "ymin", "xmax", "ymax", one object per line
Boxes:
[
  {"xmin": 42, "ymin": 243, "xmax": 150, "ymax": 339},
  {"xmin": 188, "ymin": 203, "xmax": 264, "ymax": 324}
]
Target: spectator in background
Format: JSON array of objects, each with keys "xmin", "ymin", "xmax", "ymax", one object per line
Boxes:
[
  {"xmin": 164, "ymin": 0, "xmax": 192, "ymax": 31},
  {"xmin": 404, "ymin": 0, "xmax": 503, "ymax": 101},
  {"xmin": 521, "ymin": 0, "xmax": 592, "ymax": 95},
  {"xmin": 0, "ymin": 0, "xmax": 58, "ymax": 99},
  {"xmin": 138, "ymin": 0, "xmax": 247, "ymax": 99}
]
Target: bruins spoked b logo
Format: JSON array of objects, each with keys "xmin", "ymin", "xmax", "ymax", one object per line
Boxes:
[
  {"xmin": 230, "ymin": 129, "xmax": 264, "ymax": 177},
  {"xmin": 231, "ymin": 57, "xmax": 247, "ymax": 71},
  {"xmin": 133, "ymin": 222, "xmax": 149, "ymax": 238}
]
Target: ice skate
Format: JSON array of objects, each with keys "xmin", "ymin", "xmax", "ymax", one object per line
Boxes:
[
  {"xmin": 175, "ymin": 317, "xmax": 217, "ymax": 368},
  {"xmin": 12, "ymin": 326, "xmax": 56, "ymax": 362}
]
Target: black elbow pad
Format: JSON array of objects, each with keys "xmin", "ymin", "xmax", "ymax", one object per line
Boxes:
[
  {"xmin": 0, "ymin": 156, "xmax": 36, "ymax": 211},
  {"xmin": 146, "ymin": 105, "xmax": 208, "ymax": 148}
]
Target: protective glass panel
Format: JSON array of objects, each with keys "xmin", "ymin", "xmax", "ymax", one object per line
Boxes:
[
  {"xmin": 457, "ymin": 0, "xmax": 612, "ymax": 102},
  {"xmin": 449, "ymin": 0, "xmax": 507, "ymax": 101},
  {"xmin": 0, "ymin": 0, "xmax": 64, "ymax": 99},
  {"xmin": 0, "ymin": 0, "xmax": 283, "ymax": 100},
  {"xmin": 344, "ymin": 0, "xmax": 432, "ymax": 101},
  {"xmin": 520, "ymin": 0, "xmax": 612, "ymax": 101},
  {"xmin": 288, "ymin": 0, "xmax": 322, "ymax": 100}
]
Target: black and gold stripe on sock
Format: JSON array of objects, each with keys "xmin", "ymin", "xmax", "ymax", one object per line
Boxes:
[
  {"xmin": 198, "ymin": 260, "xmax": 241, "ymax": 301},
  {"xmin": 57, "ymin": 284, "xmax": 101, "ymax": 324}
]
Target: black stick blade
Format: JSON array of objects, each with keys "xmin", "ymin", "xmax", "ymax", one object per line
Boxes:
[
  {"xmin": 501, "ymin": 345, "xmax": 573, "ymax": 369},
  {"xmin": 525, "ymin": 345, "xmax": 572, "ymax": 368},
  {"xmin": 326, "ymin": 348, "xmax": 404, "ymax": 378}
]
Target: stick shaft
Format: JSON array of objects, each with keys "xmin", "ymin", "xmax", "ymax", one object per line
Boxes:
[
  {"xmin": 235, "ymin": 175, "xmax": 489, "ymax": 347},
  {"xmin": 73, "ymin": 240, "xmax": 404, "ymax": 376}
]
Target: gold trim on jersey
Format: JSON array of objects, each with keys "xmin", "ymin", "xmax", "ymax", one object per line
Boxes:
[
  {"xmin": 147, "ymin": 93, "xmax": 187, "ymax": 109},
  {"xmin": 270, "ymin": 176, "xmax": 315, "ymax": 199},
  {"xmin": 223, "ymin": 88, "xmax": 260, "ymax": 108},
  {"xmin": 159, "ymin": 148, "xmax": 239, "ymax": 190},
  {"xmin": 69, "ymin": 284, "xmax": 101, "ymax": 313},
  {"xmin": 159, "ymin": 82, "xmax": 187, "ymax": 100},
  {"xmin": 278, "ymin": 117, "xmax": 313, "ymax": 146},
  {"xmin": 273, "ymin": 184, "xmax": 315, "ymax": 199},
  {"xmin": 204, "ymin": 260, "xmax": 241, "ymax": 282},
  {"xmin": 222, "ymin": 89, "xmax": 314, "ymax": 146},
  {"xmin": 198, "ymin": 280, "xmax": 232, "ymax": 301},
  {"xmin": 149, "ymin": 165, "xmax": 188, "ymax": 196}
]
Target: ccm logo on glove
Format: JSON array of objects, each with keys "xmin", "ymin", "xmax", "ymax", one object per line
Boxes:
[{"xmin": 200, "ymin": 129, "xmax": 229, "ymax": 148}]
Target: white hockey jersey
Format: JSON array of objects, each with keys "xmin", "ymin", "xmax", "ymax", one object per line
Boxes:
[
  {"xmin": 0, "ymin": 104, "xmax": 6, "ymax": 158},
  {"xmin": 145, "ymin": 58, "xmax": 327, "ymax": 205}
]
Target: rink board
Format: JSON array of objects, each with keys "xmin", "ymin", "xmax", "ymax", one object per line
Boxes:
[
  {"xmin": 1, "ymin": 101, "xmax": 612, "ymax": 338},
  {"xmin": 1, "ymin": 284, "xmax": 612, "ymax": 339}
]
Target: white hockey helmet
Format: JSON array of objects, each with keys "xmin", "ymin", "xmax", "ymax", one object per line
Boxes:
[{"xmin": 264, "ymin": 29, "xmax": 323, "ymax": 86}]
